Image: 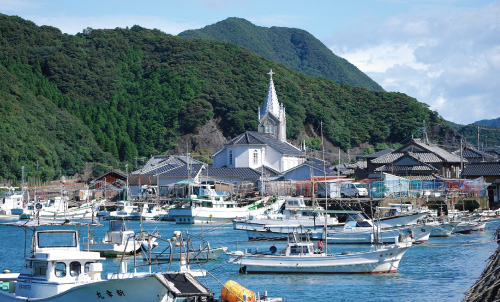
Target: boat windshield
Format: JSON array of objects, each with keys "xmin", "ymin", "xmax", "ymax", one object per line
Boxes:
[
  {"xmin": 38, "ymin": 231, "xmax": 77, "ymax": 248},
  {"xmin": 110, "ymin": 220, "xmax": 127, "ymax": 232},
  {"xmin": 345, "ymin": 214, "xmax": 371, "ymax": 227}
]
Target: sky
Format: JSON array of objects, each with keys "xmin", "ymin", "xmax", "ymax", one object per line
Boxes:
[{"xmin": 2, "ymin": 0, "xmax": 499, "ymax": 125}]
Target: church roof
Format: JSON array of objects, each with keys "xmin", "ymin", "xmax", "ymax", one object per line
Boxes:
[{"xmin": 225, "ymin": 131, "xmax": 304, "ymax": 156}]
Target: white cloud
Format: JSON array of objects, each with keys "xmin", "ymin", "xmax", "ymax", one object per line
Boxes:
[{"xmin": 325, "ymin": 2, "xmax": 500, "ymax": 125}]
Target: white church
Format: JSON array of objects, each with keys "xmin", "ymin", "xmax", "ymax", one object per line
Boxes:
[{"xmin": 212, "ymin": 70, "xmax": 306, "ymax": 173}]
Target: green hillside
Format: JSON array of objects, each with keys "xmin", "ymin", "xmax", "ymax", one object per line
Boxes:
[
  {"xmin": 474, "ymin": 118, "xmax": 500, "ymax": 128},
  {"xmin": 0, "ymin": 14, "xmax": 446, "ymax": 182},
  {"xmin": 179, "ymin": 17, "xmax": 384, "ymax": 91}
]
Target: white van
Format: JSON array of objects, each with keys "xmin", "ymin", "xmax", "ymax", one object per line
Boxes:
[{"xmin": 340, "ymin": 183, "xmax": 368, "ymax": 198}]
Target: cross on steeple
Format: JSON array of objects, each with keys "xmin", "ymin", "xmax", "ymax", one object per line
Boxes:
[{"xmin": 267, "ymin": 69, "xmax": 275, "ymax": 80}]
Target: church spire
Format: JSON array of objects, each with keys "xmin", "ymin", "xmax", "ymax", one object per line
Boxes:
[{"xmin": 260, "ymin": 69, "xmax": 280, "ymax": 120}]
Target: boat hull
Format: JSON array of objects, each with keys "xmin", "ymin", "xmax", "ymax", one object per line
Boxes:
[
  {"xmin": 228, "ymin": 244, "xmax": 410, "ymax": 274},
  {"xmin": 0, "ymin": 274, "xmax": 171, "ymax": 302}
]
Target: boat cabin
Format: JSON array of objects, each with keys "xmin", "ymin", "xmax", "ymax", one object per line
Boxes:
[{"xmin": 16, "ymin": 229, "xmax": 103, "ymax": 298}]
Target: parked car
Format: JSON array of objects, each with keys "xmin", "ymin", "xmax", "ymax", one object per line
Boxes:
[{"xmin": 340, "ymin": 183, "xmax": 368, "ymax": 198}]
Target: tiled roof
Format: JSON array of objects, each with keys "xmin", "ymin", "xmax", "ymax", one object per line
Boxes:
[
  {"xmin": 225, "ymin": 131, "xmax": 304, "ymax": 156},
  {"xmin": 407, "ymin": 152, "xmax": 443, "ymax": 163},
  {"xmin": 462, "ymin": 162, "xmax": 500, "ymax": 177},
  {"xmin": 158, "ymin": 164, "xmax": 204, "ymax": 178},
  {"xmin": 348, "ymin": 161, "xmax": 367, "ymax": 169},
  {"xmin": 364, "ymin": 148, "xmax": 395, "ymax": 159},
  {"xmin": 284, "ymin": 162, "xmax": 334, "ymax": 175},
  {"xmin": 135, "ymin": 156, "xmax": 204, "ymax": 174},
  {"xmin": 372, "ymin": 139, "xmax": 461, "ymax": 164},
  {"xmin": 375, "ymin": 165, "xmax": 437, "ymax": 172},
  {"xmin": 453, "ymin": 147, "xmax": 495, "ymax": 159},
  {"xmin": 407, "ymin": 139, "xmax": 462, "ymax": 162},
  {"xmin": 371, "ymin": 153, "xmax": 404, "ymax": 164},
  {"xmin": 400, "ymin": 175, "xmax": 440, "ymax": 181},
  {"xmin": 205, "ymin": 167, "xmax": 262, "ymax": 179}
]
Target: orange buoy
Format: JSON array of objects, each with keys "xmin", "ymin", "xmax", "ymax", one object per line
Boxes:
[{"xmin": 220, "ymin": 280, "xmax": 255, "ymax": 302}]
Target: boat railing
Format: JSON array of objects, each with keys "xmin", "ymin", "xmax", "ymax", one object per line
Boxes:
[{"xmin": 116, "ymin": 230, "xmax": 212, "ymax": 276}]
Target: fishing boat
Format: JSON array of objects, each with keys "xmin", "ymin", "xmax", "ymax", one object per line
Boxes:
[
  {"xmin": 168, "ymin": 191, "xmax": 282, "ymax": 224},
  {"xmin": 0, "ymin": 220, "xmax": 214, "ymax": 302},
  {"xmin": 87, "ymin": 220, "xmax": 158, "ymax": 257},
  {"xmin": 233, "ymin": 196, "xmax": 341, "ymax": 231},
  {"xmin": 227, "ymin": 232, "xmax": 412, "ymax": 274},
  {"xmin": 319, "ymin": 213, "xmax": 431, "ymax": 244}
]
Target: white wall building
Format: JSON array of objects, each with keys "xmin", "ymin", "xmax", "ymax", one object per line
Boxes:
[{"xmin": 213, "ymin": 70, "xmax": 305, "ymax": 173}]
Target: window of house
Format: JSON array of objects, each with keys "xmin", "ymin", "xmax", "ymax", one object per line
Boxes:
[
  {"xmin": 229, "ymin": 150, "xmax": 233, "ymax": 165},
  {"xmin": 253, "ymin": 150, "xmax": 259, "ymax": 165}
]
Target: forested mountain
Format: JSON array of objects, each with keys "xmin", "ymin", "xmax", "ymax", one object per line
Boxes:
[
  {"xmin": 179, "ymin": 17, "xmax": 383, "ymax": 91},
  {"xmin": 0, "ymin": 14, "xmax": 447, "ymax": 183},
  {"xmin": 474, "ymin": 118, "xmax": 500, "ymax": 128}
]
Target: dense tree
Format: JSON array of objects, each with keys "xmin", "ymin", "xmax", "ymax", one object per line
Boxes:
[{"xmin": 0, "ymin": 13, "xmax": 467, "ymax": 182}]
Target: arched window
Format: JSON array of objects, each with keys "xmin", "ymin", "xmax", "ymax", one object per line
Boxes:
[
  {"xmin": 265, "ymin": 120, "xmax": 274, "ymax": 133},
  {"xmin": 229, "ymin": 150, "xmax": 233, "ymax": 165},
  {"xmin": 253, "ymin": 150, "xmax": 259, "ymax": 165}
]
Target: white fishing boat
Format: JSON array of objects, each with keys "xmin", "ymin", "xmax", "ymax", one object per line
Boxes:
[
  {"xmin": 87, "ymin": 220, "xmax": 157, "ymax": 257},
  {"xmin": 376, "ymin": 207, "xmax": 429, "ymax": 228},
  {"xmin": 0, "ymin": 188, "xmax": 24, "ymax": 218},
  {"xmin": 319, "ymin": 213, "xmax": 432, "ymax": 244},
  {"xmin": 20, "ymin": 196, "xmax": 103, "ymax": 220},
  {"xmin": 227, "ymin": 232, "xmax": 411, "ymax": 274},
  {"xmin": 233, "ymin": 196, "xmax": 341, "ymax": 230},
  {"xmin": 99, "ymin": 200, "xmax": 141, "ymax": 220},
  {"xmin": 168, "ymin": 191, "xmax": 282, "ymax": 224},
  {"xmin": 0, "ymin": 220, "xmax": 214, "ymax": 302},
  {"xmin": 426, "ymin": 217, "xmax": 460, "ymax": 237}
]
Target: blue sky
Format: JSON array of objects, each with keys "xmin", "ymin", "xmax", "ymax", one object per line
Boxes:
[{"xmin": 2, "ymin": 0, "xmax": 499, "ymax": 125}]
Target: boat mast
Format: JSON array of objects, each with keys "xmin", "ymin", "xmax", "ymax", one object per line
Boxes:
[{"xmin": 321, "ymin": 121, "xmax": 328, "ymax": 255}]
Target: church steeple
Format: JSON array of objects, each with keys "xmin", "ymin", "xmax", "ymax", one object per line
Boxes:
[
  {"xmin": 258, "ymin": 69, "xmax": 287, "ymax": 142},
  {"xmin": 259, "ymin": 69, "xmax": 281, "ymax": 121}
]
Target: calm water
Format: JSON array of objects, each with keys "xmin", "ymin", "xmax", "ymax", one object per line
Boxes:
[{"xmin": 0, "ymin": 218, "xmax": 498, "ymax": 302}]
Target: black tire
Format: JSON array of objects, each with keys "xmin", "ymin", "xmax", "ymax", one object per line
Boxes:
[
  {"xmin": 341, "ymin": 193, "xmax": 345, "ymax": 198},
  {"xmin": 355, "ymin": 193, "xmax": 359, "ymax": 198}
]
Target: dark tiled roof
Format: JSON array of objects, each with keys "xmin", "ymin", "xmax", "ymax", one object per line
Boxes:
[
  {"xmin": 453, "ymin": 147, "xmax": 495, "ymax": 159},
  {"xmin": 225, "ymin": 131, "xmax": 304, "ymax": 156},
  {"xmin": 372, "ymin": 153, "xmax": 404, "ymax": 164},
  {"xmin": 206, "ymin": 167, "xmax": 262, "ymax": 179},
  {"xmin": 364, "ymin": 148, "xmax": 395, "ymax": 159},
  {"xmin": 158, "ymin": 164, "xmax": 204, "ymax": 178},
  {"xmin": 375, "ymin": 165, "xmax": 437, "ymax": 172},
  {"xmin": 462, "ymin": 162, "xmax": 500, "ymax": 177},
  {"xmin": 145, "ymin": 163, "xmax": 181, "ymax": 175},
  {"xmin": 403, "ymin": 139, "xmax": 461, "ymax": 162},
  {"xmin": 93, "ymin": 169, "xmax": 127, "ymax": 182},
  {"xmin": 401, "ymin": 175, "xmax": 440, "ymax": 181},
  {"xmin": 284, "ymin": 162, "xmax": 334, "ymax": 175},
  {"xmin": 136, "ymin": 156, "xmax": 204, "ymax": 174},
  {"xmin": 407, "ymin": 152, "xmax": 443, "ymax": 163}
]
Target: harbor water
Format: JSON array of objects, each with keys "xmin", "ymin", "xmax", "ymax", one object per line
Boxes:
[{"xmin": 0, "ymin": 218, "xmax": 498, "ymax": 302}]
